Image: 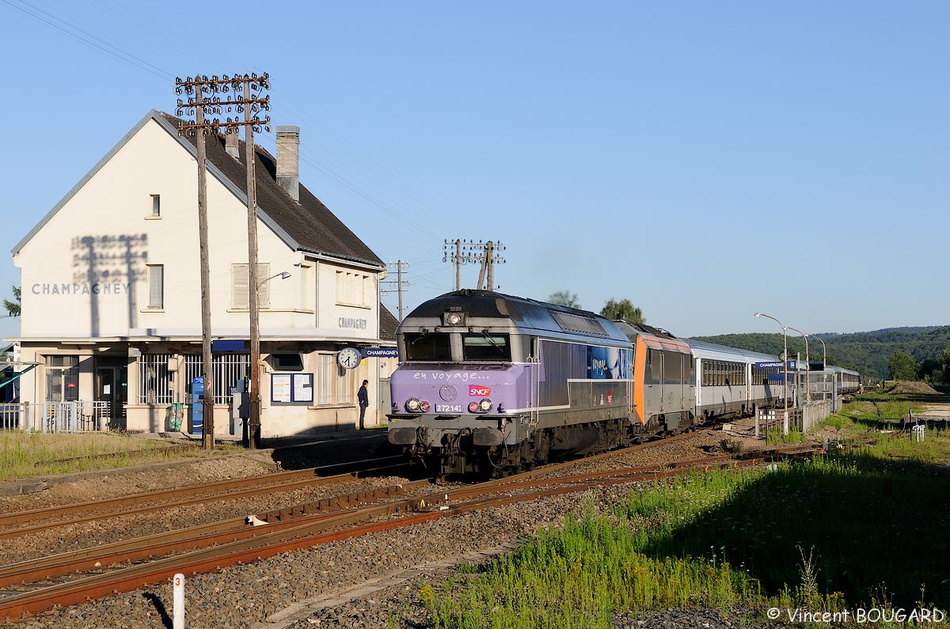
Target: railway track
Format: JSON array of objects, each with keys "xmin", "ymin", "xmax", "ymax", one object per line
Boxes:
[
  {"xmin": 0, "ymin": 455, "xmax": 409, "ymax": 540},
  {"xmin": 0, "ymin": 441, "xmax": 823, "ymax": 622}
]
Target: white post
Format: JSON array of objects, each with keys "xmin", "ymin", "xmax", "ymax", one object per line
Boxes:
[{"xmin": 173, "ymin": 573, "xmax": 185, "ymax": 629}]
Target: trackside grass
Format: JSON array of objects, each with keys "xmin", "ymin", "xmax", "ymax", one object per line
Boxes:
[
  {"xmin": 416, "ymin": 437, "xmax": 950, "ymax": 628},
  {"xmin": 0, "ymin": 432, "xmax": 225, "ymax": 480}
]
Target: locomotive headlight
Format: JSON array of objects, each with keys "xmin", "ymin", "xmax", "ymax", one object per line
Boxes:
[
  {"xmin": 468, "ymin": 398, "xmax": 493, "ymax": 413},
  {"xmin": 443, "ymin": 311, "xmax": 465, "ymax": 326},
  {"xmin": 405, "ymin": 398, "xmax": 431, "ymax": 413}
]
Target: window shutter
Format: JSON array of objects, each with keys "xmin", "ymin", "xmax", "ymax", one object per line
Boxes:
[
  {"xmin": 232, "ymin": 264, "xmax": 249, "ymax": 309},
  {"xmin": 232, "ymin": 263, "xmax": 271, "ymax": 309},
  {"xmin": 257, "ymin": 263, "xmax": 271, "ymax": 309}
]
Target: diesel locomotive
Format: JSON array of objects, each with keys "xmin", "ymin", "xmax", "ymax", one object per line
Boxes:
[{"xmin": 386, "ymin": 289, "xmax": 856, "ymax": 476}]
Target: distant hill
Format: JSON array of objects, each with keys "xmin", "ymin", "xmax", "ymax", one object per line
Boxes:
[{"xmin": 690, "ymin": 326, "xmax": 950, "ymax": 380}]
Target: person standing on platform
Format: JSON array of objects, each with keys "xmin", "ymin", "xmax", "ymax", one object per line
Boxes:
[{"xmin": 357, "ymin": 379, "xmax": 369, "ymax": 429}]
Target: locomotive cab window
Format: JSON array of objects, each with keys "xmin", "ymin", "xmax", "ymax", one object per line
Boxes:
[
  {"xmin": 463, "ymin": 333, "xmax": 510, "ymax": 361},
  {"xmin": 404, "ymin": 333, "xmax": 452, "ymax": 361}
]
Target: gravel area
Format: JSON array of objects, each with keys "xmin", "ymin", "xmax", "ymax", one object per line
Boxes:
[{"xmin": 3, "ymin": 424, "xmax": 776, "ymax": 628}]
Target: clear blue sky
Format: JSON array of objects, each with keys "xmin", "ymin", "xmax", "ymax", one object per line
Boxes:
[{"xmin": 1, "ymin": 1, "xmax": 947, "ymax": 342}]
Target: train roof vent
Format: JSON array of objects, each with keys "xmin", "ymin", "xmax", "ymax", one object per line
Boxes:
[{"xmin": 550, "ymin": 310, "xmax": 609, "ymax": 337}]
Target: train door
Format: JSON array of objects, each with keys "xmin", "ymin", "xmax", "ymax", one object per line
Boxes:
[
  {"xmin": 645, "ymin": 347, "xmax": 661, "ymax": 420},
  {"xmin": 684, "ymin": 352, "xmax": 696, "ymax": 418}
]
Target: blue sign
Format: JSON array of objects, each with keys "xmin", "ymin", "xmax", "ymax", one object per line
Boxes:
[
  {"xmin": 361, "ymin": 347, "xmax": 399, "ymax": 358},
  {"xmin": 191, "ymin": 376, "xmax": 204, "ymax": 436},
  {"xmin": 754, "ymin": 360, "xmax": 802, "ymax": 370},
  {"xmin": 212, "ymin": 339, "xmax": 247, "ymax": 352}
]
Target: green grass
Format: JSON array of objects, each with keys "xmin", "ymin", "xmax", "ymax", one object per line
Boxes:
[
  {"xmin": 409, "ymin": 436, "xmax": 950, "ymax": 628},
  {"xmin": 0, "ymin": 432, "xmax": 233, "ymax": 480}
]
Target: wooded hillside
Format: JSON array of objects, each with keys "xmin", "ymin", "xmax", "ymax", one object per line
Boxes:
[{"xmin": 691, "ymin": 326, "xmax": 950, "ymax": 380}]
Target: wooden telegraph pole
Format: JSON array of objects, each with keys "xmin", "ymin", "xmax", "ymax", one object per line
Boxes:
[
  {"xmin": 443, "ymin": 240, "xmax": 506, "ymax": 291},
  {"xmin": 175, "ymin": 73, "xmax": 271, "ymax": 450}
]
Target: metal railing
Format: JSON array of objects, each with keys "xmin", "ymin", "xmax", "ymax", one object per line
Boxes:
[{"xmin": 0, "ymin": 401, "xmax": 109, "ymax": 432}]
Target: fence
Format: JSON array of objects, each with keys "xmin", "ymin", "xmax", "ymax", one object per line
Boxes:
[
  {"xmin": 756, "ymin": 408, "xmax": 788, "ymax": 436},
  {"xmin": 801, "ymin": 400, "xmax": 832, "ymax": 433},
  {"xmin": 757, "ymin": 400, "xmax": 833, "ymax": 436},
  {"xmin": 0, "ymin": 401, "xmax": 109, "ymax": 433}
]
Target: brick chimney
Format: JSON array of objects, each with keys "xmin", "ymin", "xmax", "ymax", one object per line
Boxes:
[
  {"xmin": 225, "ymin": 130, "xmax": 240, "ymax": 160},
  {"xmin": 276, "ymin": 126, "xmax": 300, "ymax": 203}
]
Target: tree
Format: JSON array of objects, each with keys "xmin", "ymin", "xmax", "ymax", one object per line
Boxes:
[
  {"xmin": 887, "ymin": 350, "xmax": 918, "ymax": 381},
  {"xmin": 2, "ymin": 286, "xmax": 19, "ymax": 318},
  {"xmin": 548, "ymin": 291, "xmax": 581, "ymax": 309},
  {"xmin": 600, "ymin": 298, "xmax": 644, "ymax": 324},
  {"xmin": 939, "ymin": 348, "xmax": 950, "ymax": 385}
]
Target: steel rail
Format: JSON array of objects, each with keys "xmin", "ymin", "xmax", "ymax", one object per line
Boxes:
[
  {"xmin": 0, "ymin": 484, "xmax": 420, "ymax": 588},
  {"xmin": 0, "ymin": 457, "xmax": 407, "ymax": 540},
  {"xmin": 0, "ymin": 455, "xmax": 405, "ymax": 528},
  {"xmin": 0, "ymin": 445, "xmax": 822, "ymax": 621}
]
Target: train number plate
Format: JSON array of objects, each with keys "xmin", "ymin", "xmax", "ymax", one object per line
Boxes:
[{"xmin": 435, "ymin": 404, "xmax": 463, "ymax": 413}]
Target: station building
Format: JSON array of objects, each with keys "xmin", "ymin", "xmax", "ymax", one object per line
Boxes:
[{"xmin": 9, "ymin": 110, "xmax": 397, "ymax": 437}]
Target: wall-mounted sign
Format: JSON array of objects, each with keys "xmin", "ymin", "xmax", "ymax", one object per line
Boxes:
[
  {"xmin": 212, "ymin": 339, "xmax": 247, "ymax": 352},
  {"xmin": 338, "ymin": 317, "xmax": 368, "ymax": 330},
  {"xmin": 31, "ymin": 282, "xmax": 131, "ymax": 296},
  {"xmin": 361, "ymin": 347, "xmax": 398, "ymax": 358}
]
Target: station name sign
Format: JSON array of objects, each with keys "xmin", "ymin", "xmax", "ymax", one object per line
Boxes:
[
  {"xmin": 361, "ymin": 347, "xmax": 398, "ymax": 358},
  {"xmin": 754, "ymin": 360, "xmax": 802, "ymax": 370}
]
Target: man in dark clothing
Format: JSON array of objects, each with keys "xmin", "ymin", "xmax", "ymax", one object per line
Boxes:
[{"xmin": 357, "ymin": 379, "xmax": 369, "ymax": 429}]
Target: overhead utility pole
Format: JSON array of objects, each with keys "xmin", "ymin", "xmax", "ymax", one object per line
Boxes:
[
  {"xmin": 443, "ymin": 240, "xmax": 506, "ymax": 290},
  {"xmin": 176, "ymin": 73, "xmax": 271, "ymax": 450},
  {"xmin": 381, "ymin": 260, "xmax": 410, "ymax": 320}
]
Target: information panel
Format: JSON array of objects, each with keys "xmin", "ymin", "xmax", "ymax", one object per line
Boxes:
[{"xmin": 271, "ymin": 373, "xmax": 314, "ymax": 404}]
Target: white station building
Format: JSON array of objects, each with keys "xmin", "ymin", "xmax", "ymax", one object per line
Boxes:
[{"xmin": 8, "ymin": 110, "xmax": 398, "ymax": 437}]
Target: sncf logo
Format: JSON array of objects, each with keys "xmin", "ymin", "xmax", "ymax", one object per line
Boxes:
[{"xmin": 469, "ymin": 386, "xmax": 492, "ymax": 397}]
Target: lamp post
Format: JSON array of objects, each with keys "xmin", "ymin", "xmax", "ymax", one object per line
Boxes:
[
  {"xmin": 786, "ymin": 326, "xmax": 810, "ymax": 403},
  {"xmin": 247, "ymin": 271, "xmax": 291, "ymax": 449},
  {"xmin": 812, "ymin": 335, "xmax": 827, "ymax": 370},
  {"xmin": 754, "ymin": 312, "xmax": 789, "ymax": 431},
  {"xmin": 810, "ymin": 334, "xmax": 828, "ymax": 402}
]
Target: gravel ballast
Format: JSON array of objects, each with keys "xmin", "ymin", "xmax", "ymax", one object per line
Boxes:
[{"xmin": 3, "ymin": 426, "xmax": 766, "ymax": 628}]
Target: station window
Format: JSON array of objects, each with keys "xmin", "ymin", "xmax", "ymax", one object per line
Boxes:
[
  {"xmin": 149, "ymin": 194, "xmax": 161, "ymax": 218},
  {"xmin": 270, "ymin": 353, "xmax": 304, "ymax": 371},
  {"xmin": 147, "ymin": 264, "xmax": 164, "ymax": 309},
  {"xmin": 46, "ymin": 355, "xmax": 79, "ymax": 402}
]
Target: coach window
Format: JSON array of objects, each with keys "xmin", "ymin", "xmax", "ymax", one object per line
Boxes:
[{"xmin": 463, "ymin": 333, "xmax": 510, "ymax": 361}]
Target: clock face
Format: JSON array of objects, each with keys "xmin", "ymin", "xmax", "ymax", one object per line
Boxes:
[{"xmin": 338, "ymin": 348, "xmax": 361, "ymax": 369}]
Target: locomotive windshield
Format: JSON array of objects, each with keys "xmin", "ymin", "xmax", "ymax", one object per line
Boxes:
[
  {"xmin": 404, "ymin": 332, "xmax": 452, "ymax": 361},
  {"xmin": 463, "ymin": 333, "xmax": 510, "ymax": 361}
]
